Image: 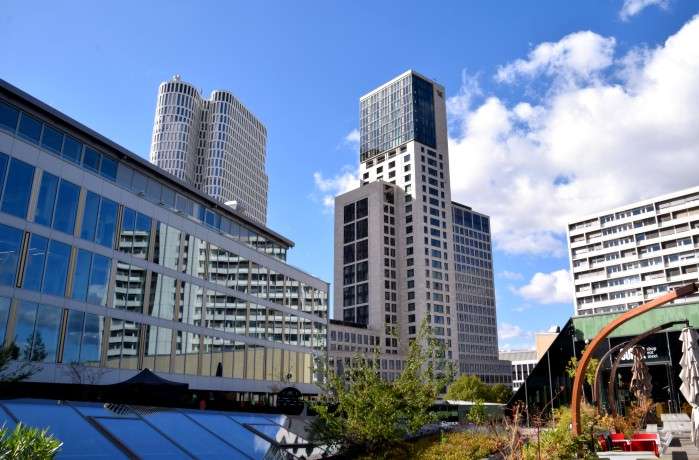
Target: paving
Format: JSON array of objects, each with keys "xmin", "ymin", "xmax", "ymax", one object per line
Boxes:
[{"xmin": 660, "ymin": 436, "xmax": 699, "ymax": 459}]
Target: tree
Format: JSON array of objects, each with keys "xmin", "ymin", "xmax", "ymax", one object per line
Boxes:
[
  {"xmin": 566, "ymin": 357, "xmax": 598, "ymax": 387},
  {"xmin": 467, "ymin": 399, "xmax": 488, "ymax": 426},
  {"xmin": 0, "ymin": 423, "xmax": 62, "ymax": 459},
  {"xmin": 490, "ymin": 383, "xmax": 513, "ymax": 404},
  {"xmin": 310, "ymin": 320, "xmax": 453, "ymax": 455},
  {"xmin": 445, "ymin": 375, "xmax": 490, "ymax": 401}
]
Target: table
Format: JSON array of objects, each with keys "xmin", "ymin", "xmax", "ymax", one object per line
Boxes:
[{"xmin": 596, "ymin": 452, "xmax": 657, "ymax": 460}]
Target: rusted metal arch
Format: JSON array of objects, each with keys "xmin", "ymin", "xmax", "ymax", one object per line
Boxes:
[
  {"xmin": 606, "ymin": 321, "xmax": 687, "ymax": 416},
  {"xmin": 571, "ymin": 283, "xmax": 697, "ymax": 436},
  {"xmin": 593, "ymin": 340, "xmax": 628, "ymax": 413}
]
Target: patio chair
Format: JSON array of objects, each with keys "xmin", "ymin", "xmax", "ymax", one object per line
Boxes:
[
  {"xmin": 609, "ymin": 433, "xmax": 630, "ymax": 451},
  {"xmin": 629, "ymin": 439, "xmax": 659, "ymax": 457},
  {"xmin": 597, "ymin": 435, "xmax": 609, "ymax": 451}
]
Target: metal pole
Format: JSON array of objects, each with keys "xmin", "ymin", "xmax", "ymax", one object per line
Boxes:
[
  {"xmin": 547, "ymin": 350, "xmax": 554, "ymax": 416},
  {"xmin": 524, "ymin": 379, "xmax": 530, "ymax": 427}
]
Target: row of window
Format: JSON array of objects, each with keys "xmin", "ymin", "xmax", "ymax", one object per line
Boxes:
[
  {"xmin": 0, "ymin": 298, "xmax": 316, "ymax": 384},
  {"xmin": 0, "ymin": 99, "xmax": 285, "ymax": 258}
]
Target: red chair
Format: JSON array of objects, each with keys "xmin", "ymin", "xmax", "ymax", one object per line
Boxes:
[
  {"xmin": 597, "ymin": 435, "xmax": 609, "ymax": 451},
  {"xmin": 610, "ymin": 433, "xmax": 630, "ymax": 451},
  {"xmin": 629, "ymin": 439, "xmax": 659, "ymax": 457}
]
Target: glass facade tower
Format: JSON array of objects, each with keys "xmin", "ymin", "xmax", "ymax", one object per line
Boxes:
[{"xmin": 0, "ymin": 79, "xmax": 328, "ymax": 396}]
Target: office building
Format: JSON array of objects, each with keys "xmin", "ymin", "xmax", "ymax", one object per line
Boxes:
[
  {"xmin": 498, "ymin": 350, "xmax": 536, "ymax": 392},
  {"xmin": 329, "ymin": 70, "xmax": 509, "ymax": 384},
  {"xmin": 150, "ymin": 75, "xmax": 268, "ymax": 225},
  {"xmin": 568, "ymin": 186, "xmax": 699, "ymax": 316},
  {"xmin": 0, "ymin": 79, "xmax": 328, "ymax": 397}
]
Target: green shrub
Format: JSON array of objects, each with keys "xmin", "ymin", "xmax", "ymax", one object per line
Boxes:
[{"xmin": 0, "ymin": 423, "xmax": 62, "ymax": 459}]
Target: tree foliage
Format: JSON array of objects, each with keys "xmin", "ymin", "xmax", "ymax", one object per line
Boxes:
[
  {"xmin": 445, "ymin": 375, "xmax": 512, "ymax": 403},
  {"xmin": 0, "ymin": 423, "xmax": 62, "ymax": 459},
  {"xmin": 566, "ymin": 357, "xmax": 599, "ymax": 386},
  {"xmin": 310, "ymin": 320, "xmax": 453, "ymax": 455}
]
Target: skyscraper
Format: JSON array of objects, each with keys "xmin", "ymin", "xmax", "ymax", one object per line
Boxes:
[
  {"xmin": 150, "ymin": 75, "xmax": 268, "ymax": 224},
  {"xmin": 329, "ymin": 70, "xmax": 510, "ymax": 384}
]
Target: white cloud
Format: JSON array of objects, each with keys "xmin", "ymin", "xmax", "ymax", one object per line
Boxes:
[
  {"xmin": 498, "ymin": 322, "xmax": 527, "ymax": 340},
  {"xmin": 515, "ymin": 269, "xmax": 573, "ymax": 305},
  {"xmin": 499, "ymin": 270, "xmax": 524, "ymax": 281},
  {"xmin": 620, "ymin": 0, "xmax": 669, "ymax": 21},
  {"xmin": 313, "ymin": 168, "xmax": 359, "ymax": 211},
  {"xmin": 344, "ymin": 128, "xmax": 360, "ymax": 145},
  {"xmin": 495, "ymin": 31, "xmax": 616, "ymax": 85},
  {"xmin": 450, "ymin": 15, "xmax": 699, "ymax": 255}
]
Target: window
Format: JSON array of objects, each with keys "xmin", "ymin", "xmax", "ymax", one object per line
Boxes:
[
  {"xmin": 344, "ymin": 223, "xmax": 354, "ymax": 243},
  {"xmin": 343, "ymin": 244, "xmax": 355, "ymax": 264},
  {"xmin": 100, "ymin": 155, "xmax": 118, "ymax": 181},
  {"xmin": 119, "ymin": 207, "xmax": 151, "ymax": 258},
  {"xmin": 0, "ymin": 101, "xmax": 19, "ymax": 132},
  {"xmin": 356, "ymin": 240, "xmax": 368, "ymax": 260},
  {"xmin": 82, "ymin": 146, "xmax": 101, "ymax": 172},
  {"xmin": 34, "ymin": 173, "xmax": 59, "ymax": 227},
  {"xmin": 80, "ymin": 192, "xmax": 100, "ymax": 241},
  {"xmin": 356, "ymin": 198, "xmax": 368, "ymax": 219},
  {"xmin": 13, "ymin": 302, "xmax": 60, "ymax": 362},
  {"xmin": 23, "ymin": 234, "xmax": 48, "ymax": 292},
  {"xmin": 343, "ymin": 265, "xmax": 354, "ymax": 285},
  {"xmin": 40, "ymin": 125, "xmax": 63, "ymax": 153},
  {"xmin": 357, "ymin": 305, "xmax": 368, "ymax": 325},
  {"xmin": 343, "ymin": 286, "xmax": 355, "ymax": 306},
  {"xmin": 356, "ymin": 283, "xmax": 368, "ymax": 304},
  {"xmin": 62, "ymin": 135, "xmax": 82, "ymax": 163},
  {"xmin": 343, "ymin": 203, "xmax": 355, "ymax": 223},
  {"xmin": 0, "ymin": 223, "xmax": 23, "ymax": 286},
  {"xmin": 1, "ymin": 158, "xmax": 35, "ymax": 218},
  {"xmin": 43, "ymin": 240, "xmax": 71, "ymax": 297},
  {"xmin": 356, "ymin": 219, "xmax": 368, "ymax": 239},
  {"xmin": 81, "ymin": 193, "xmax": 118, "ymax": 249},
  {"xmin": 87, "ymin": 254, "xmax": 111, "ymax": 307},
  {"xmin": 17, "ymin": 113, "xmax": 42, "ymax": 144},
  {"xmin": 356, "ymin": 261, "xmax": 368, "ymax": 282},
  {"xmin": 53, "ymin": 180, "xmax": 80, "ymax": 234},
  {"xmin": 0, "ymin": 297, "xmax": 9, "ymax": 343}
]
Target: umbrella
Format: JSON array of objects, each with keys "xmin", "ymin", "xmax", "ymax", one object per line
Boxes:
[
  {"xmin": 679, "ymin": 327, "xmax": 699, "ymax": 445},
  {"xmin": 630, "ymin": 346, "xmax": 652, "ymax": 400}
]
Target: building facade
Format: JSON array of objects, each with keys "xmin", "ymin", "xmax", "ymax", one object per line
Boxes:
[
  {"xmin": 150, "ymin": 75, "xmax": 268, "ymax": 225},
  {"xmin": 0, "ymin": 79, "xmax": 328, "ymax": 396},
  {"xmin": 330, "ymin": 70, "xmax": 509, "ymax": 384},
  {"xmin": 498, "ymin": 350, "xmax": 537, "ymax": 392},
  {"xmin": 568, "ymin": 186, "xmax": 699, "ymax": 316}
]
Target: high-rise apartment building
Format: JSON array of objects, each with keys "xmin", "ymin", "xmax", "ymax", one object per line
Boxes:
[
  {"xmin": 0, "ymin": 79, "xmax": 327, "ymax": 397},
  {"xmin": 150, "ymin": 75, "xmax": 268, "ymax": 225},
  {"xmin": 329, "ymin": 70, "xmax": 509, "ymax": 384},
  {"xmin": 568, "ymin": 186, "xmax": 699, "ymax": 316}
]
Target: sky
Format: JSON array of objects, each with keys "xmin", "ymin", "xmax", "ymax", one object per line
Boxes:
[{"xmin": 2, "ymin": 0, "xmax": 698, "ymax": 350}]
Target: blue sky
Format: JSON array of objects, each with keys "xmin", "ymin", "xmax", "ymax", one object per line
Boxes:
[{"xmin": 2, "ymin": 0, "xmax": 699, "ymax": 350}]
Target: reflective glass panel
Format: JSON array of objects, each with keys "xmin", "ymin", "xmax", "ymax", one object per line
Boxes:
[
  {"xmin": 95, "ymin": 197, "xmax": 117, "ymax": 248},
  {"xmin": 33, "ymin": 304, "xmax": 61, "ymax": 362},
  {"xmin": 0, "ymin": 224, "xmax": 22, "ymax": 286},
  {"xmin": 0, "ymin": 101, "xmax": 19, "ymax": 132},
  {"xmin": 144, "ymin": 411, "xmax": 243, "ymax": 458},
  {"xmin": 62, "ymin": 310, "xmax": 84, "ymax": 364},
  {"xmin": 40, "ymin": 124, "xmax": 63, "ymax": 153},
  {"xmin": 34, "ymin": 172, "xmax": 58, "ymax": 226},
  {"xmin": 17, "ymin": 113, "xmax": 42, "ymax": 143},
  {"xmin": 113, "ymin": 262, "xmax": 145, "ymax": 312},
  {"xmin": 94, "ymin": 418, "xmax": 188, "ymax": 459},
  {"xmin": 62, "ymin": 135, "xmax": 82, "ymax": 163},
  {"xmin": 1, "ymin": 158, "xmax": 35, "ymax": 218},
  {"xmin": 42, "ymin": 240, "xmax": 71, "ymax": 297},
  {"xmin": 87, "ymin": 254, "xmax": 110, "ymax": 307},
  {"xmin": 81, "ymin": 312, "xmax": 102, "ymax": 365},
  {"xmin": 80, "ymin": 192, "xmax": 100, "ymax": 241},
  {"xmin": 82, "ymin": 146, "xmax": 101, "ymax": 172},
  {"xmin": 53, "ymin": 179, "xmax": 80, "ymax": 234},
  {"xmin": 13, "ymin": 301, "xmax": 38, "ymax": 360},
  {"xmin": 116, "ymin": 163, "xmax": 133, "ymax": 189},
  {"xmin": 188, "ymin": 413, "xmax": 272, "ymax": 460},
  {"xmin": 106, "ymin": 319, "xmax": 140, "ymax": 369},
  {"xmin": 71, "ymin": 249, "xmax": 92, "ymax": 302},
  {"xmin": 99, "ymin": 155, "xmax": 118, "ymax": 181},
  {"xmin": 0, "ymin": 297, "xmax": 10, "ymax": 343},
  {"xmin": 23, "ymin": 234, "xmax": 48, "ymax": 292},
  {"xmin": 4, "ymin": 401, "xmax": 128, "ymax": 459}
]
